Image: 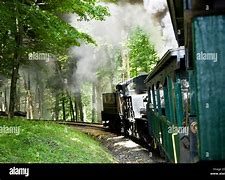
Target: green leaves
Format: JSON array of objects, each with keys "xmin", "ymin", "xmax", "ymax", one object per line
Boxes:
[
  {"xmin": 0, "ymin": 0, "xmax": 110, "ymax": 76},
  {"xmin": 23, "ymin": 6, "xmax": 95, "ymax": 55},
  {"xmin": 36, "ymin": 0, "xmax": 110, "ymax": 21},
  {"xmin": 127, "ymin": 27, "xmax": 159, "ymax": 77}
]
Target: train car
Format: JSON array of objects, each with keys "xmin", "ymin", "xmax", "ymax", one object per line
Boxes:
[
  {"xmin": 183, "ymin": 0, "xmax": 225, "ymax": 161},
  {"xmin": 145, "ymin": 47, "xmax": 188, "ymax": 163},
  {"xmin": 101, "ymin": 74, "xmax": 150, "ymax": 143},
  {"xmin": 101, "ymin": 92, "xmax": 122, "ymax": 132},
  {"xmin": 146, "ymin": 0, "xmax": 225, "ymax": 162}
]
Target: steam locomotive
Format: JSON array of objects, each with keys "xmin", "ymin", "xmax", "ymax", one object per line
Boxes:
[
  {"xmin": 101, "ymin": 0, "xmax": 225, "ymax": 163},
  {"xmin": 101, "ymin": 74, "xmax": 150, "ymax": 144}
]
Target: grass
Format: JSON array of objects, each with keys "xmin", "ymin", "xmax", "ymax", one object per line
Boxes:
[{"xmin": 0, "ymin": 117, "xmax": 117, "ymax": 163}]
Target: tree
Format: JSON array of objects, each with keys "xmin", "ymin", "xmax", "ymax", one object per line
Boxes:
[
  {"xmin": 127, "ymin": 27, "xmax": 159, "ymax": 77},
  {"xmin": 0, "ymin": 0, "xmax": 110, "ymax": 118}
]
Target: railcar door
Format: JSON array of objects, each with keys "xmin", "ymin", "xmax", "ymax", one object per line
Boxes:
[{"xmin": 192, "ymin": 15, "xmax": 225, "ymax": 160}]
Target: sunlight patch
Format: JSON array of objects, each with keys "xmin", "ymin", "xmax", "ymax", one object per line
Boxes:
[
  {"xmin": 106, "ymin": 136, "xmax": 124, "ymax": 141},
  {"xmin": 71, "ymin": 137, "xmax": 82, "ymax": 143},
  {"xmin": 114, "ymin": 140, "xmax": 139, "ymax": 148}
]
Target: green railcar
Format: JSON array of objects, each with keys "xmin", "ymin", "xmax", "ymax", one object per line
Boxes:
[
  {"xmin": 145, "ymin": 48, "xmax": 188, "ymax": 163},
  {"xmin": 185, "ymin": 2, "xmax": 225, "ymax": 161},
  {"xmin": 191, "ymin": 15, "xmax": 225, "ymax": 159},
  {"xmin": 150, "ymin": 0, "xmax": 225, "ymax": 162}
]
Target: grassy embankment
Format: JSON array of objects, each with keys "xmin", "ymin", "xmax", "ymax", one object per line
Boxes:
[{"xmin": 0, "ymin": 118, "xmax": 116, "ymax": 163}]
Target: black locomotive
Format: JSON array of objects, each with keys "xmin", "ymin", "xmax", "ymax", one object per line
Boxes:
[{"xmin": 101, "ymin": 74, "xmax": 150, "ymax": 144}]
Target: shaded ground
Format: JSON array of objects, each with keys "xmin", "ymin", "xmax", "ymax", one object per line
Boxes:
[{"xmin": 72, "ymin": 126, "xmax": 165, "ymax": 163}]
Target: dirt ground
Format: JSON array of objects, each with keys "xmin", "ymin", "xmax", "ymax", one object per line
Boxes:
[{"xmin": 72, "ymin": 126, "xmax": 165, "ymax": 163}]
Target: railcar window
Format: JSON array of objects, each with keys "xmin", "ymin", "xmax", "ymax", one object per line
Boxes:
[
  {"xmin": 163, "ymin": 80, "xmax": 170, "ymax": 119},
  {"xmin": 156, "ymin": 83, "xmax": 164, "ymax": 116},
  {"xmin": 103, "ymin": 94, "xmax": 115, "ymax": 104},
  {"xmin": 159, "ymin": 84, "xmax": 166, "ymax": 116},
  {"xmin": 164, "ymin": 77, "xmax": 176, "ymax": 123},
  {"xmin": 151, "ymin": 85, "xmax": 157, "ymax": 112},
  {"xmin": 154, "ymin": 86, "xmax": 158, "ymax": 110},
  {"xmin": 148, "ymin": 88, "xmax": 154, "ymax": 110},
  {"xmin": 181, "ymin": 79, "xmax": 190, "ymax": 125},
  {"xmin": 103, "ymin": 95, "xmax": 107, "ymax": 103},
  {"xmin": 170, "ymin": 79, "xmax": 177, "ymax": 124}
]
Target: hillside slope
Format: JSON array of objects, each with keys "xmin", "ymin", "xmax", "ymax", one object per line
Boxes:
[{"xmin": 0, "ymin": 118, "xmax": 116, "ymax": 163}]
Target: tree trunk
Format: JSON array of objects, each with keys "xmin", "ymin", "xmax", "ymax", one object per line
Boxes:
[
  {"xmin": 36, "ymin": 72, "xmax": 43, "ymax": 119},
  {"xmin": 69, "ymin": 96, "xmax": 75, "ymax": 121},
  {"xmin": 24, "ymin": 91, "xmax": 27, "ymax": 113},
  {"xmin": 121, "ymin": 49, "xmax": 130, "ymax": 81},
  {"xmin": 62, "ymin": 93, "xmax": 66, "ymax": 121},
  {"xmin": 8, "ymin": 1, "xmax": 23, "ymax": 119},
  {"xmin": 92, "ymin": 83, "xmax": 96, "ymax": 123},
  {"xmin": 27, "ymin": 73, "xmax": 34, "ymax": 119},
  {"xmin": 37, "ymin": 86, "xmax": 40, "ymax": 119},
  {"xmin": 36, "ymin": 83, "xmax": 43, "ymax": 120},
  {"xmin": 75, "ymin": 89, "xmax": 84, "ymax": 122},
  {"xmin": 74, "ymin": 98, "xmax": 78, "ymax": 122},
  {"xmin": 8, "ymin": 62, "xmax": 20, "ymax": 118},
  {"xmin": 0, "ymin": 92, "xmax": 3, "ymax": 111},
  {"xmin": 62, "ymin": 100, "xmax": 66, "ymax": 121},
  {"xmin": 15, "ymin": 85, "xmax": 20, "ymax": 111},
  {"xmin": 96, "ymin": 80, "xmax": 102, "ymax": 123},
  {"xmin": 54, "ymin": 92, "xmax": 60, "ymax": 121},
  {"xmin": 4, "ymin": 88, "xmax": 8, "ymax": 112},
  {"xmin": 78, "ymin": 96, "xmax": 84, "ymax": 122}
]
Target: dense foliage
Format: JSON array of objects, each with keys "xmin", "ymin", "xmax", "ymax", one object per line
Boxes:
[
  {"xmin": 127, "ymin": 27, "xmax": 159, "ymax": 77},
  {"xmin": 0, "ymin": 0, "xmax": 110, "ymax": 75},
  {"xmin": 0, "ymin": 0, "xmax": 110, "ymax": 117}
]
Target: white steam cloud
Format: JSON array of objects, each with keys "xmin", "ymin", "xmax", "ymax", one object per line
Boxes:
[
  {"xmin": 67, "ymin": 0, "xmax": 177, "ymax": 91},
  {"xmin": 143, "ymin": 0, "xmax": 177, "ymax": 52}
]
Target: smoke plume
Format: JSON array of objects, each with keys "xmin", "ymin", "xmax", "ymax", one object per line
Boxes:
[{"xmin": 67, "ymin": 0, "xmax": 177, "ymax": 91}]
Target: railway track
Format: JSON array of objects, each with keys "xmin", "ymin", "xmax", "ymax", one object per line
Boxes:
[
  {"xmin": 56, "ymin": 121, "xmax": 106, "ymax": 129},
  {"xmin": 25, "ymin": 119, "xmax": 107, "ymax": 130}
]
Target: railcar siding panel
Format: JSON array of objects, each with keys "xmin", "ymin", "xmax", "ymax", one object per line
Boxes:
[
  {"xmin": 193, "ymin": 15, "xmax": 225, "ymax": 160},
  {"xmin": 175, "ymin": 74, "xmax": 184, "ymax": 127}
]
